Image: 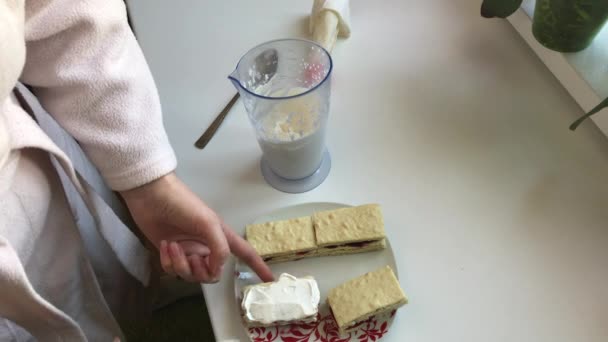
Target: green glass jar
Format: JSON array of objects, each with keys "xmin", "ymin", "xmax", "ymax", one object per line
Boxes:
[{"xmin": 532, "ymin": 0, "xmax": 608, "ymax": 52}]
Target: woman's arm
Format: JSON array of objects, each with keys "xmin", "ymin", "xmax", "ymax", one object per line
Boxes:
[
  {"xmin": 19, "ymin": 0, "xmax": 273, "ymax": 283},
  {"xmin": 20, "ymin": 0, "xmax": 175, "ymax": 191}
]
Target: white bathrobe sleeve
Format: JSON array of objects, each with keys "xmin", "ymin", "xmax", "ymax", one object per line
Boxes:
[{"xmin": 19, "ymin": 0, "xmax": 177, "ymax": 191}]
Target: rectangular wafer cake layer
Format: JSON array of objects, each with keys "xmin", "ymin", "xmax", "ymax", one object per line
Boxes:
[
  {"xmin": 263, "ymin": 239, "xmax": 386, "ymax": 264},
  {"xmin": 243, "ymin": 315, "xmax": 318, "ymax": 328},
  {"xmin": 312, "ymin": 204, "xmax": 385, "ymax": 247},
  {"xmin": 327, "ymin": 265, "xmax": 407, "ymax": 333},
  {"xmin": 245, "ymin": 216, "xmax": 316, "ymax": 259},
  {"xmin": 246, "ymin": 204, "xmax": 387, "ymax": 263},
  {"xmin": 314, "ymin": 238, "xmax": 386, "ymax": 257}
]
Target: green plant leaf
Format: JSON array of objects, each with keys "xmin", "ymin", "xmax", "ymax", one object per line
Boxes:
[
  {"xmin": 481, "ymin": 0, "xmax": 524, "ymax": 18},
  {"xmin": 570, "ymin": 96, "xmax": 608, "ymax": 131}
]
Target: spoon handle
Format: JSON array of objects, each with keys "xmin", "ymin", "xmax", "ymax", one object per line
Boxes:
[{"xmin": 194, "ymin": 92, "xmax": 240, "ymax": 149}]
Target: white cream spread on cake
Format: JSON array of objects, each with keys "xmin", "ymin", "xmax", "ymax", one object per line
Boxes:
[{"xmin": 242, "ymin": 273, "xmax": 320, "ymax": 324}]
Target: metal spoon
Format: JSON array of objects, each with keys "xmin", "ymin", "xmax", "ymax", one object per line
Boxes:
[{"xmin": 194, "ymin": 48, "xmax": 279, "ymax": 149}]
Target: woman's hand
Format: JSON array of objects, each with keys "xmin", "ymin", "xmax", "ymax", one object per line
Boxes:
[{"xmin": 120, "ymin": 173, "xmax": 273, "ymax": 283}]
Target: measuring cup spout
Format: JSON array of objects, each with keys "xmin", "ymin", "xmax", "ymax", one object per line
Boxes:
[{"xmin": 228, "ymin": 70, "xmax": 243, "ymax": 95}]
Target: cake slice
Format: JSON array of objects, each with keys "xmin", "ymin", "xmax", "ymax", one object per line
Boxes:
[
  {"xmin": 312, "ymin": 204, "xmax": 387, "ymax": 256},
  {"xmin": 327, "ymin": 266, "xmax": 407, "ymax": 333},
  {"xmin": 246, "ymin": 204, "xmax": 387, "ymax": 263},
  {"xmin": 241, "ymin": 273, "xmax": 320, "ymax": 327},
  {"xmin": 245, "ymin": 216, "xmax": 316, "ymax": 263}
]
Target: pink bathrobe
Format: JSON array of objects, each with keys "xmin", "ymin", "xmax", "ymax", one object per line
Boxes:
[{"xmin": 0, "ymin": 0, "xmax": 177, "ymax": 340}]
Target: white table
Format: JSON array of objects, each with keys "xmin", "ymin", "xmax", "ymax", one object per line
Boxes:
[{"xmin": 128, "ymin": 1, "xmax": 608, "ymax": 341}]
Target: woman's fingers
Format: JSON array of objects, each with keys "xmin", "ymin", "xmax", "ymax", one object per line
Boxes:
[
  {"xmin": 161, "ymin": 240, "xmax": 219, "ymax": 282},
  {"xmin": 159, "ymin": 240, "xmax": 175, "ymax": 276},
  {"xmin": 178, "ymin": 240, "xmax": 211, "ymax": 256},
  {"xmin": 204, "ymin": 221, "xmax": 231, "ymax": 281},
  {"xmin": 158, "ymin": 219, "xmax": 272, "ymax": 283},
  {"xmin": 189, "ymin": 255, "xmax": 217, "ymax": 283},
  {"xmin": 168, "ymin": 241, "xmax": 193, "ymax": 281},
  {"xmin": 222, "ymin": 223, "xmax": 274, "ymax": 282}
]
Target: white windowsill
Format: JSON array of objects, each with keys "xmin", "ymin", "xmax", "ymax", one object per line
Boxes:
[{"xmin": 507, "ymin": 0, "xmax": 608, "ymax": 135}]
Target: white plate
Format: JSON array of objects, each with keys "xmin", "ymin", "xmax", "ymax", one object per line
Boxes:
[{"xmin": 234, "ymin": 202, "xmax": 400, "ymax": 342}]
